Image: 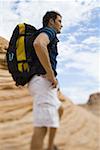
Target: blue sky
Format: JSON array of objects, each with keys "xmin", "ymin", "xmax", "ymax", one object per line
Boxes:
[{"xmin": 0, "ymin": 0, "xmax": 100, "ymax": 104}]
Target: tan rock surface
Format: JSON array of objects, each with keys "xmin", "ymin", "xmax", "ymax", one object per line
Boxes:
[
  {"xmin": 0, "ymin": 37, "xmax": 99, "ymax": 150},
  {"xmin": 80, "ymin": 93, "xmax": 100, "ymax": 117},
  {"xmin": 0, "ymin": 37, "xmax": 9, "ymax": 70}
]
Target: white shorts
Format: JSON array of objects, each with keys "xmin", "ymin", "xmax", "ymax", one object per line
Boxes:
[{"xmin": 28, "ymin": 75, "xmax": 61, "ymax": 127}]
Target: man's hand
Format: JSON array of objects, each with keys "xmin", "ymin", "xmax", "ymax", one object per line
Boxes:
[
  {"xmin": 51, "ymin": 78, "xmax": 58, "ymax": 88},
  {"xmin": 42, "ymin": 73, "xmax": 58, "ymax": 88}
]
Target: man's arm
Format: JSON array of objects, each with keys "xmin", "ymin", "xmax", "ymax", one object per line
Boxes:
[{"xmin": 33, "ymin": 33, "xmax": 57, "ymax": 87}]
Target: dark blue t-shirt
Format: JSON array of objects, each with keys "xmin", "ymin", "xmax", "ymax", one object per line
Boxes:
[{"xmin": 39, "ymin": 27, "xmax": 59, "ymax": 76}]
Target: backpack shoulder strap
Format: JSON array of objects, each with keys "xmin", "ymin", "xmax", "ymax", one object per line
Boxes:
[
  {"xmin": 16, "ymin": 23, "xmax": 26, "ymax": 63},
  {"xmin": 18, "ymin": 23, "xmax": 25, "ymax": 35}
]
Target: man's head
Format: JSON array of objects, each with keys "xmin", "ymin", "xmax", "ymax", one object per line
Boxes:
[{"xmin": 43, "ymin": 11, "xmax": 63, "ymax": 33}]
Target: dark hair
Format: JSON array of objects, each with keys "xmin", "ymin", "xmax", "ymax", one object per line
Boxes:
[{"xmin": 42, "ymin": 11, "xmax": 61, "ymax": 27}]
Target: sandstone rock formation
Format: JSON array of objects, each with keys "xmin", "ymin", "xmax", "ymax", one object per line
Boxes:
[
  {"xmin": 80, "ymin": 92, "xmax": 100, "ymax": 117},
  {"xmin": 0, "ymin": 36, "xmax": 8, "ymax": 51},
  {"xmin": 0, "ymin": 37, "xmax": 99, "ymax": 150},
  {"xmin": 0, "ymin": 36, "xmax": 9, "ymax": 70}
]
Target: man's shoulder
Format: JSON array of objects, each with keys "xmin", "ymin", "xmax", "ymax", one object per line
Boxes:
[{"xmin": 39, "ymin": 27, "xmax": 56, "ymax": 41}]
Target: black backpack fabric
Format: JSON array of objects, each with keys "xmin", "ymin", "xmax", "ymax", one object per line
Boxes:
[{"xmin": 6, "ymin": 23, "xmax": 41, "ymax": 86}]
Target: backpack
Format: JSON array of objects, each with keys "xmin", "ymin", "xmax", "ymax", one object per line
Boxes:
[{"xmin": 6, "ymin": 23, "xmax": 39, "ymax": 86}]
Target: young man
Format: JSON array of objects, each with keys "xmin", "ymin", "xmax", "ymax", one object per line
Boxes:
[{"xmin": 28, "ymin": 11, "xmax": 63, "ymax": 150}]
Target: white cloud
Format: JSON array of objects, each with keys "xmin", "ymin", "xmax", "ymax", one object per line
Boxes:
[
  {"xmin": 66, "ymin": 34, "xmax": 77, "ymax": 43},
  {"xmin": 0, "ymin": 0, "xmax": 99, "ymax": 39},
  {"xmin": 82, "ymin": 36, "xmax": 100, "ymax": 45},
  {"xmin": 58, "ymin": 41, "xmax": 99, "ymax": 81}
]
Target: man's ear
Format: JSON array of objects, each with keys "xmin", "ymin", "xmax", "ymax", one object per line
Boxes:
[{"xmin": 49, "ymin": 18, "xmax": 54, "ymax": 25}]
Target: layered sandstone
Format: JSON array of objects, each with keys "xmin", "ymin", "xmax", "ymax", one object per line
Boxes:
[{"xmin": 80, "ymin": 93, "xmax": 100, "ymax": 117}]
